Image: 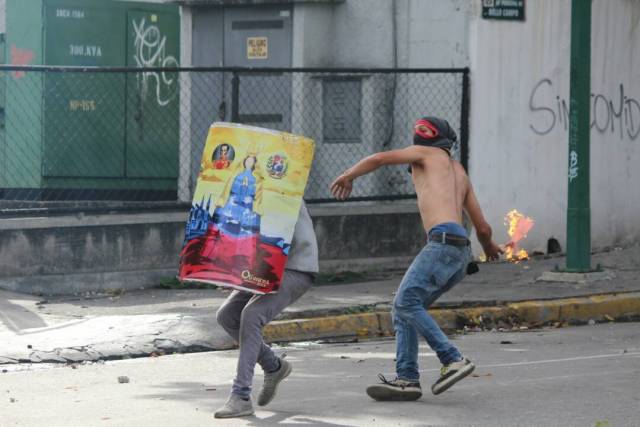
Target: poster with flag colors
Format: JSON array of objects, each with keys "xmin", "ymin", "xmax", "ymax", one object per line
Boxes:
[{"xmin": 178, "ymin": 122, "xmax": 315, "ymax": 294}]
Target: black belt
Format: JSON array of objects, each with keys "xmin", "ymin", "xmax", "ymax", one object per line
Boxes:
[{"xmin": 428, "ymin": 232, "xmax": 470, "ymax": 247}]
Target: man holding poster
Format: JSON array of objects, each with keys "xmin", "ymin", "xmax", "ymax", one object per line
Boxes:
[
  {"xmin": 180, "ymin": 123, "xmax": 316, "ymax": 294},
  {"xmin": 331, "ymin": 117, "xmax": 502, "ymax": 401},
  {"xmin": 178, "ymin": 123, "xmax": 318, "ymax": 417},
  {"xmin": 214, "ymin": 202, "xmax": 318, "ymax": 418}
]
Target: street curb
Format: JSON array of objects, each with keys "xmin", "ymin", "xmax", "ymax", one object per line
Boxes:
[
  {"xmin": 264, "ymin": 292, "xmax": 640, "ymax": 342},
  {"xmin": 3, "ymin": 292, "xmax": 638, "ymax": 365}
]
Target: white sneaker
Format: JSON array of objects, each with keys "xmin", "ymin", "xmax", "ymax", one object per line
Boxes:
[
  {"xmin": 257, "ymin": 357, "xmax": 292, "ymax": 406},
  {"xmin": 431, "ymin": 357, "xmax": 475, "ymax": 395},
  {"xmin": 214, "ymin": 394, "xmax": 254, "ymax": 418}
]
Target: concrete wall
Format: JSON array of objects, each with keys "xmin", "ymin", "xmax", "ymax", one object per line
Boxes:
[
  {"xmin": 288, "ymin": 0, "xmax": 470, "ymax": 198},
  {"xmin": 289, "ymin": 1, "xmax": 390, "ymax": 197},
  {"xmin": 315, "ymin": 0, "xmax": 394, "ymax": 68},
  {"xmin": 292, "ymin": 0, "xmax": 470, "ymax": 69},
  {"xmin": 398, "ymin": 0, "xmax": 470, "ymax": 68},
  {"xmin": 468, "ymin": 0, "xmax": 640, "ymax": 253},
  {"xmin": 0, "ymin": 213, "xmax": 187, "ymax": 295},
  {"xmin": 0, "ymin": 203, "xmax": 422, "ymax": 295}
]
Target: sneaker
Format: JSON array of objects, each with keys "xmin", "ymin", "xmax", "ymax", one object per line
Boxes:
[
  {"xmin": 257, "ymin": 356, "xmax": 292, "ymax": 406},
  {"xmin": 366, "ymin": 374, "xmax": 422, "ymax": 401},
  {"xmin": 214, "ymin": 394, "xmax": 254, "ymax": 418},
  {"xmin": 431, "ymin": 357, "xmax": 475, "ymax": 395}
]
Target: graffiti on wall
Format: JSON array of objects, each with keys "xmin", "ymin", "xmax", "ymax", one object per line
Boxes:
[
  {"xmin": 529, "ymin": 78, "xmax": 640, "ymax": 141},
  {"xmin": 10, "ymin": 45, "xmax": 35, "ymax": 79},
  {"xmin": 132, "ymin": 17, "xmax": 179, "ymax": 107}
]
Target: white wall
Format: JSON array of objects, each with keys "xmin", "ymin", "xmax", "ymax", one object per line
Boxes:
[
  {"xmin": 468, "ymin": 0, "xmax": 640, "ymax": 253},
  {"xmin": 400, "ymin": 0, "xmax": 470, "ymax": 68},
  {"xmin": 178, "ymin": 6, "xmax": 193, "ymax": 202},
  {"xmin": 289, "ymin": 0, "xmax": 471, "ymax": 199},
  {"xmin": 293, "ymin": 0, "xmax": 470, "ymax": 69},
  {"xmin": 292, "ymin": 3, "xmax": 335, "ymax": 67}
]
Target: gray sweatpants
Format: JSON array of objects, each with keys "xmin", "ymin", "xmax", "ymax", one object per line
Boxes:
[{"xmin": 215, "ymin": 269, "xmax": 313, "ymax": 398}]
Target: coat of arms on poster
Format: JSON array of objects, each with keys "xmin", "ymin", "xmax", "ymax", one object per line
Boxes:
[
  {"xmin": 178, "ymin": 123, "xmax": 315, "ymax": 294},
  {"xmin": 482, "ymin": 0, "xmax": 525, "ymax": 21}
]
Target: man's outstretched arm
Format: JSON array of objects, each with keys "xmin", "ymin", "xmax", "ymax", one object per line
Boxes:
[
  {"xmin": 330, "ymin": 146, "xmax": 426, "ymax": 200},
  {"xmin": 463, "ymin": 180, "xmax": 503, "ymax": 260}
]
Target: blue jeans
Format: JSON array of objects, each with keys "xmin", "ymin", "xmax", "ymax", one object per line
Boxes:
[{"xmin": 393, "ymin": 242, "xmax": 472, "ymax": 381}]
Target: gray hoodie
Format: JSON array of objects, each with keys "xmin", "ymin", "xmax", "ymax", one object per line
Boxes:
[{"xmin": 285, "ymin": 201, "xmax": 319, "ymax": 275}]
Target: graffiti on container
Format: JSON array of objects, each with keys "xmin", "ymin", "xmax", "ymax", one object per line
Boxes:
[
  {"xmin": 10, "ymin": 45, "xmax": 35, "ymax": 79},
  {"xmin": 529, "ymin": 78, "xmax": 640, "ymax": 141},
  {"xmin": 132, "ymin": 17, "xmax": 179, "ymax": 107}
]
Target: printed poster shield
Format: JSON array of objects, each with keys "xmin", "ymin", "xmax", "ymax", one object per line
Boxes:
[{"xmin": 178, "ymin": 123, "xmax": 315, "ymax": 294}]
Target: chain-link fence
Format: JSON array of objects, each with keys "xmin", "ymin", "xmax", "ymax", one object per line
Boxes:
[{"xmin": 0, "ymin": 65, "xmax": 469, "ymax": 215}]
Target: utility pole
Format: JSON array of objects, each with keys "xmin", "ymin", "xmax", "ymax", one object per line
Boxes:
[{"xmin": 566, "ymin": 0, "xmax": 592, "ymax": 272}]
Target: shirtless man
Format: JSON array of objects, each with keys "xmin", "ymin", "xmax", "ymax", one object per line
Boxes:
[{"xmin": 330, "ymin": 117, "xmax": 502, "ymax": 401}]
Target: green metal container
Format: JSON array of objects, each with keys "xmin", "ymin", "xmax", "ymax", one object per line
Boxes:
[{"xmin": 2, "ymin": 0, "xmax": 180, "ymax": 201}]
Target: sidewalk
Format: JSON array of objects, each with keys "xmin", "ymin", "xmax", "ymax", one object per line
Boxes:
[{"xmin": 1, "ymin": 244, "xmax": 639, "ymax": 364}]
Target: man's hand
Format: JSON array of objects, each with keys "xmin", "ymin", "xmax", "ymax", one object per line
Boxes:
[
  {"xmin": 482, "ymin": 240, "xmax": 504, "ymax": 261},
  {"xmin": 330, "ymin": 174, "xmax": 353, "ymax": 200}
]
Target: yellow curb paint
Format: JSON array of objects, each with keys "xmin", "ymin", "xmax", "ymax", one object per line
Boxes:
[
  {"xmin": 264, "ymin": 312, "xmax": 380, "ymax": 343},
  {"xmin": 263, "ymin": 293, "xmax": 640, "ymax": 343}
]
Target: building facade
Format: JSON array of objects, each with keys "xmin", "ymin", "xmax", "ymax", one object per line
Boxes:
[{"xmin": 179, "ymin": 0, "xmax": 640, "ymax": 254}]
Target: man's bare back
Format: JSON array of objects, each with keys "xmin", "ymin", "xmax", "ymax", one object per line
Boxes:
[{"xmin": 410, "ymin": 146, "xmax": 468, "ymax": 232}]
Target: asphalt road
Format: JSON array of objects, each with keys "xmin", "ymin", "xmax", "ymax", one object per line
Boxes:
[{"xmin": 1, "ymin": 322, "xmax": 639, "ymax": 427}]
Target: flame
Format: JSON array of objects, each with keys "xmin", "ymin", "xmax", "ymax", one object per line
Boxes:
[{"xmin": 503, "ymin": 209, "xmax": 534, "ymax": 262}]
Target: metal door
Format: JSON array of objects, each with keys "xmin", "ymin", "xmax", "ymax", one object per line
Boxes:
[
  {"xmin": 126, "ymin": 9, "xmax": 180, "ymax": 178},
  {"xmin": 190, "ymin": 9, "xmax": 225, "ymax": 191},
  {"xmin": 224, "ymin": 7, "xmax": 292, "ymax": 131}
]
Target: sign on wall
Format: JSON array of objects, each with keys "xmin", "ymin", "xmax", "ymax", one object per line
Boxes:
[
  {"xmin": 247, "ymin": 36, "xmax": 268, "ymax": 59},
  {"xmin": 482, "ymin": 0, "xmax": 525, "ymax": 21}
]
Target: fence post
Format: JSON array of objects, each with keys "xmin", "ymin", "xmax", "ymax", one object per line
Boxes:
[
  {"xmin": 231, "ymin": 71, "xmax": 240, "ymax": 123},
  {"xmin": 460, "ymin": 69, "xmax": 470, "ymax": 172}
]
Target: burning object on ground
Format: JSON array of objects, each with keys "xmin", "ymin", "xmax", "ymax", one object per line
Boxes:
[{"xmin": 503, "ymin": 209, "xmax": 535, "ymax": 262}]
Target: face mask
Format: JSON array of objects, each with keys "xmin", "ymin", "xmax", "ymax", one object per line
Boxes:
[{"xmin": 413, "ymin": 117, "xmax": 457, "ymax": 155}]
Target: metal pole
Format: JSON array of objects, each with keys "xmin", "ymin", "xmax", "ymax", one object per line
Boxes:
[
  {"xmin": 460, "ymin": 70, "xmax": 470, "ymax": 172},
  {"xmin": 566, "ymin": 0, "xmax": 592, "ymax": 272},
  {"xmin": 231, "ymin": 72, "xmax": 240, "ymax": 123}
]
